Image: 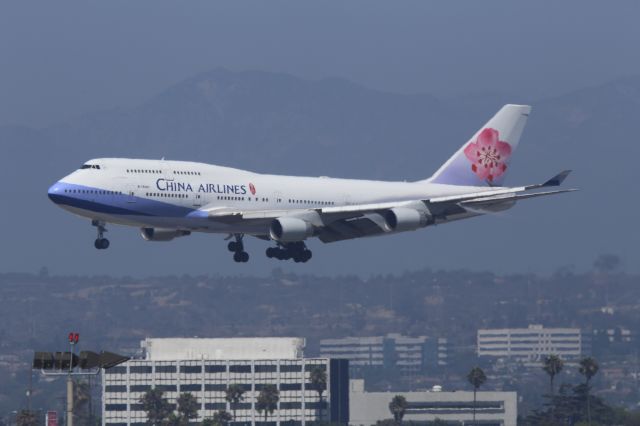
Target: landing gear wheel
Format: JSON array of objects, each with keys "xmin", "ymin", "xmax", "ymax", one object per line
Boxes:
[
  {"xmin": 293, "ymin": 250, "xmax": 312, "ymax": 263},
  {"xmin": 234, "ymin": 251, "xmax": 249, "ymax": 263},
  {"xmin": 267, "ymin": 243, "xmax": 312, "ymax": 262},
  {"xmin": 94, "ymin": 238, "xmax": 110, "ymax": 250},
  {"xmin": 229, "ymin": 234, "xmax": 249, "ymax": 262},
  {"xmin": 92, "ymin": 220, "xmax": 109, "ymax": 249}
]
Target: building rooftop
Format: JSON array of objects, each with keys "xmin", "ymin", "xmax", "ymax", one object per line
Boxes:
[{"xmin": 141, "ymin": 337, "xmax": 305, "ymax": 361}]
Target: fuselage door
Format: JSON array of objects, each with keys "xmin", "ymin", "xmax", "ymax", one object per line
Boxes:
[
  {"xmin": 192, "ymin": 190, "xmax": 203, "ymax": 208},
  {"xmin": 271, "ymin": 190, "xmax": 283, "ymax": 207},
  {"xmin": 124, "ymin": 182, "xmax": 137, "ymax": 203}
]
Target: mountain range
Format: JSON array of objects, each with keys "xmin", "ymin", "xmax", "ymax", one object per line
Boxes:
[{"xmin": 1, "ymin": 69, "xmax": 636, "ymax": 275}]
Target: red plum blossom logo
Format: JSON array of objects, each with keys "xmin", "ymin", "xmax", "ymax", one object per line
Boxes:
[
  {"xmin": 249, "ymin": 183, "xmax": 256, "ymax": 195},
  {"xmin": 463, "ymin": 128, "xmax": 511, "ymax": 183}
]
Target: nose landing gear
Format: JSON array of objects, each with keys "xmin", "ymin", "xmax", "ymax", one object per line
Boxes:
[
  {"xmin": 266, "ymin": 242, "xmax": 312, "ymax": 263},
  {"xmin": 92, "ymin": 220, "xmax": 110, "ymax": 250},
  {"xmin": 227, "ymin": 234, "xmax": 250, "ymax": 263}
]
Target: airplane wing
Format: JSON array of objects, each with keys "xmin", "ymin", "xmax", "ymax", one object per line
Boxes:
[{"xmin": 200, "ymin": 170, "xmax": 575, "ymax": 242}]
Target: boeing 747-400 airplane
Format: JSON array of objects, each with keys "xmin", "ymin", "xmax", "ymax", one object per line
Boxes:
[{"xmin": 48, "ymin": 104, "xmax": 574, "ymax": 263}]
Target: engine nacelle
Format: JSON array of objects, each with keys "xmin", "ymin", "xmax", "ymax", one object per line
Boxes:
[
  {"xmin": 269, "ymin": 217, "xmax": 314, "ymax": 242},
  {"xmin": 383, "ymin": 207, "xmax": 431, "ymax": 232},
  {"xmin": 140, "ymin": 228, "xmax": 191, "ymax": 242}
]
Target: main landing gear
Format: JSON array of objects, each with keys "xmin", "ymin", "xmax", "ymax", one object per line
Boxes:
[
  {"xmin": 266, "ymin": 242, "xmax": 312, "ymax": 263},
  {"xmin": 92, "ymin": 220, "xmax": 110, "ymax": 250},
  {"xmin": 227, "ymin": 234, "xmax": 250, "ymax": 263}
]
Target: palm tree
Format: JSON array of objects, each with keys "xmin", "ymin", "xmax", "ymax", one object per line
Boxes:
[
  {"xmin": 579, "ymin": 357, "xmax": 600, "ymax": 426},
  {"xmin": 203, "ymin": 410, "xmax": 233, "ymax": 426},
  {"xmin": 309, "ymin": 366, "xmax": 327, "ymax": 420},
  {"xmin": 165, "ymin": 413, "xmax": 181, "ymax": 426},
  {"xmin": 256, "ymin": 384, "xmax": 279, "ymax": 422},
  {"xmin": 213, "ymin": 410, "xmax": 233, "ymax": 426},
  {"xmin": 225, "ymin": 384, "xmax": 246, "ymax": 421},
  {"xmin": 467, "ymin": 366, "xmax": 487, "ymax": 426},
  {"xmin": 139, "ymin": 388, "xmax": 172, "ymax": 426},
  {"xmin": 542, "ymin": 354, "xmax": 564, "ymax": 395},
  {"xmin": 73, "ymin": 379, "xmax": 92, "ymax": 425},
  {"xmin": 176, "ymin": 392, "xmax": 199, "ymax": 425},
  {"xmin": 388, "ymin": 395, "xmax": 408, "ymax": 425}
]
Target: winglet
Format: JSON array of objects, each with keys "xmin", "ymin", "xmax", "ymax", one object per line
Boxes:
[{"xmin": 542, "ymin": 170, "xmax": 571, "ymax": 187}]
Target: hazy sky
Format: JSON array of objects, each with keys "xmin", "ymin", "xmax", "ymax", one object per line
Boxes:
[
  {"xmin": 0, "ymin": 1, "xmax": 638, "ymax": 276},
  {"xmin": 1, "ymin": 1, "xmax": 639, "ymax": 126}
]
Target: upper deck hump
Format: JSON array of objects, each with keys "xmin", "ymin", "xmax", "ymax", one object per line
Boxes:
[{"xmin": 87, "ymin": 158, "xmax": 258, "ymax": 177}]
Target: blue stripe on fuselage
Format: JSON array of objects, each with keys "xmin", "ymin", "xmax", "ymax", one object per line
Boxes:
[{"xmin": 47, "ymin": 182, "xmax": 196, "ymax": 217}]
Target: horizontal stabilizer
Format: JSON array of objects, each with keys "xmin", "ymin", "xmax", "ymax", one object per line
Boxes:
[
  {"xmin": 541, "ymin": 170, "xmax": 572, "ymax": 187},
  {"xmin": 460, "ymin": 188, "xmax": 578, "ymax": 206}
]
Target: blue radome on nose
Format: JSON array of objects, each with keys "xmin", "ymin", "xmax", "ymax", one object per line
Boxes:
[{"xmin": 48, "ymin": 182, "xmax": 62, "ymax": 203}]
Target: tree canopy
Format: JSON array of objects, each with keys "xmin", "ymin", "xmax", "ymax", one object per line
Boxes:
[
  {"xmin": 388, "ymin": 395, "xmax": 408, "ymax": 424},
  {"xmin": 140, "ymin": 389, "xmax": 172, "ymax": 426},
  {"xmin": 256, "ymin": 385, "xmax": 279, "ymax": 421}
]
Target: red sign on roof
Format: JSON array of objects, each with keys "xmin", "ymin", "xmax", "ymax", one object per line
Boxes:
[{"xmin": 46, "ymin": 411, "xmax": 58, "ymax": 426}]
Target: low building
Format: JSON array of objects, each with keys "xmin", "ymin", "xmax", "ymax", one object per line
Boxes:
[
  {"xmin": 477, "ymin": 324, "xmax": 588, "ymax": 366},
  {"xmin": 102, "ymin": 337, "xmax": 349, "ymax": 426},
  {"xmin": 349, "ymin": 379, "xmax": 517, "ymax": 426},
  {"xmin": 319, "ymin": 333, "xmax": 448, "ymax": 375}
]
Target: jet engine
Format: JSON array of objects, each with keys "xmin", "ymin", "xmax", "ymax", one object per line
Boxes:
[
  {"xmin": 383, "ymin": 207, "xmax": 431, "ymax": 232},
  {"xmin": 140, "ymin": 228, "xmax": 191, "ymax": 242},
  {"xmin": 269, "ymin": 217, "xmax": 314, "ymax": 242}
]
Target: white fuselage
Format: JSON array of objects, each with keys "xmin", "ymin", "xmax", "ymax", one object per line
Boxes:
[{"xmin": 48, "ymin": 158, "xmax": 488, "ymax": 235}]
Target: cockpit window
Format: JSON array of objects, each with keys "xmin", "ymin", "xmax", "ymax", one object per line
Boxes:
[{"xmin": 80, "ymin": 164, "xmax": 101, "ymax": 170}]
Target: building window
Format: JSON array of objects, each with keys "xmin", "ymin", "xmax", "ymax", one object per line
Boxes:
[
  {"xmin": 280, "ymin": 402, "xmax": 302, "ymax": 410},
  {"xmin": 280, "ymin": 383, "xmax": 302, "ymax": 391},
  {"xmin": 181, "ymin": 384, "xmax": 201, "ymax": 392},
  {"xmin": 280, "ymin": 365, "xmax": 302, "ymax": 373},
  {"xmin": 106, "ymin": 367, "xmax": 127, "ymax": 375},
  {"xmin": 105, "ymin": 385, "xmax": 127, "ymax": 393},
  {"xmin": 255, "ymin": 365, "xmax": 277, "ymax": 373},
  {"xmin": 204, "ymin": 384, "xmax": 227, "ymax": 391},
  {"xmin": 205, "ymin": 365, "xmax": 226, "ymax": 373},
  {"xmin": 105, "ymin": 404, "xmax": 127, "ymax": 411},
  {"xmin": 155, "ymin": 384, "xmax": 177, "ymax": 392},
  {"xmin": 229, "ymin": 365, "xmax": 252, "ymax": 373},
  {"xmin": 130, "ymin": 385, "xmax": 151, "ymax": 393},
  {"xmin": 305, "ymin": 364, "xmax": 326, "ymax": 372},
  {"xmin": 156, "ymin": 366, "xmax": 177, "ymax": 373},
  {"xmin": 205, "ymin": 403, "xmax": 226, "ymax": 410}
]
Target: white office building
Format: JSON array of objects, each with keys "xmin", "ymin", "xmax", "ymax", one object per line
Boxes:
[
  {"xmin": 319, "ymin": 334, "xmax": 448, "ymax": 374},
  {"xmin": 349, "ymin": 379, "xmax": 517, "ymax": 426},
  {"xmin": 477, "ymin": 324, "xmax": 587, "ymax": 365},
  {"xmin": 102, "ymin": 338, "xmax": 349, "ymax": 426}
]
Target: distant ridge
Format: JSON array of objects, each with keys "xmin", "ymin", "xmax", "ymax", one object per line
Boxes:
[{"xmin": 1, "ymin": 69, "xmax": 638, "ymax": 275}]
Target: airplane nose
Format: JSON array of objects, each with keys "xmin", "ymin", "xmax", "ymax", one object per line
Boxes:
[{"xmin": 48, "ymin": 182, "xmax": 63, "ymax": 204}]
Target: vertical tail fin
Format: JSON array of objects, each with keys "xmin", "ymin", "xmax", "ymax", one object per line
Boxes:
[{"xmin": 428, "ymin": 104, "xmax": 531, "ymax": 186}]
